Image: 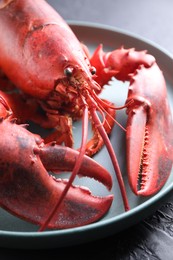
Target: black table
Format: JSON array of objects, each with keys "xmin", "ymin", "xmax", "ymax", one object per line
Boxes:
[{"xmin": 1, "ymin": 0, "xmax": 173, "ymax": 259}]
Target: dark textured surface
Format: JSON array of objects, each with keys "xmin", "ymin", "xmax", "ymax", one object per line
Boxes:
[
  {"xmin": 1, "ymin": 0, "xmax": 173, "ymax": 259},
  {"xmin": 1, "ymin": 197, "xmax": 173, "ymax": 259},
  {"xmin": 48, "ymin": 0, "xmax": 173, "ymax": 55}
]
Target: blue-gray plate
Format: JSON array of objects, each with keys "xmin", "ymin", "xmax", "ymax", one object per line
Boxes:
[{"xmin": 0, "ymin": 23, "xmax": 173, "ymax": 249}]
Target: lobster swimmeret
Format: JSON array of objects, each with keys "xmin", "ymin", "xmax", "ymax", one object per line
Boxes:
[{"xmin": 0, "ymin": 0, "xmax": 172, "ymax": 230}]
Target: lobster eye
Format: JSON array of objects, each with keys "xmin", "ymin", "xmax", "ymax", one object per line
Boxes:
[
  {"xmin": 64, "ymin": 67, "xmax": 74, "ymax": 77},
  {"xmin": 90, "ymin": 66, "xmax": 96, "ymax": 75}
]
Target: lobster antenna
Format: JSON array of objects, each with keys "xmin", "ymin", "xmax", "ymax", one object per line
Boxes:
[
  {"xmin": 91, "ymin": 89, "xmax": 134, "ymax": 110},
  {"xmin": 88, "ymin": 93, "xmax": 130, "ymax": 211},
  {"xmin": 91, "ymin": 89, "xmax": 129, "ymax": 131},
  {"xmin": 97, "ymin": 100, "xmax": 126, "ymax": 132}
]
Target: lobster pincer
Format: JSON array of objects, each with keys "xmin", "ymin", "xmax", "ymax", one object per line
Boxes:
[
  {"xmin": 90, "ymin": 46, "xmax": 173, "ymax": 196},
  {"xmin": 125, "ymin": 63, "xmax": 173, "ymax": 195}
]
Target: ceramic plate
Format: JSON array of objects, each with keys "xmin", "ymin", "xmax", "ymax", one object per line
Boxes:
[{"xmin": 0, "ymin": 23, "xmax": 173, "ymax": 249}]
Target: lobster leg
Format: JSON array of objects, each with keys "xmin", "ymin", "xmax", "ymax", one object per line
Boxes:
[
  {"xmin": 39, "ymin": 98, "xmax": 116, "ymax": 157},
  {"xmin": 90, "ymin": 45, "xmax": 173, "ymax": 196},
  {"xmin": 82, "ymin": 99, "xmax": 116, "ymax": 156}
]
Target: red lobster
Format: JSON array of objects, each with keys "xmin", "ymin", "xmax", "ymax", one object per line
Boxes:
[{"xmin": 0, "ymin": 0, "xmax": 172, "ymax": 230}]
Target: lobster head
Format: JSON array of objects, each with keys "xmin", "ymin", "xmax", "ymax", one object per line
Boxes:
[{"xmin": 0, "ymin": 0, "xmax": 100, "ymax": 102}]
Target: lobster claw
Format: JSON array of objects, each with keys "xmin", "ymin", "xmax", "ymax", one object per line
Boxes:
[
  {"xmin": 0, "ymin": 119, "xmax": 113, "ymax": 229},
  {"xmin": 126, "ymin": 63, "xmax": 173, "ymax": 196},
  {"xmin": 90, "ymin": 45, "xmax": 173, "ymax": 196}
]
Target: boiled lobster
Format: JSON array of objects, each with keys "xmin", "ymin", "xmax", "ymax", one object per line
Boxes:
[{"xmin": 0, "ymin": 0, "xmax": 172, "ymax": 230}]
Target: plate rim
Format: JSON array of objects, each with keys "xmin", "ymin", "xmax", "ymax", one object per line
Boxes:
[
  {"xmin": 0, "ymin": 21, "xmax": 173, "ymax": 248},
  {"xmin": 68, "ymin": 20, "xmax": 173, "ymax": 60}
]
